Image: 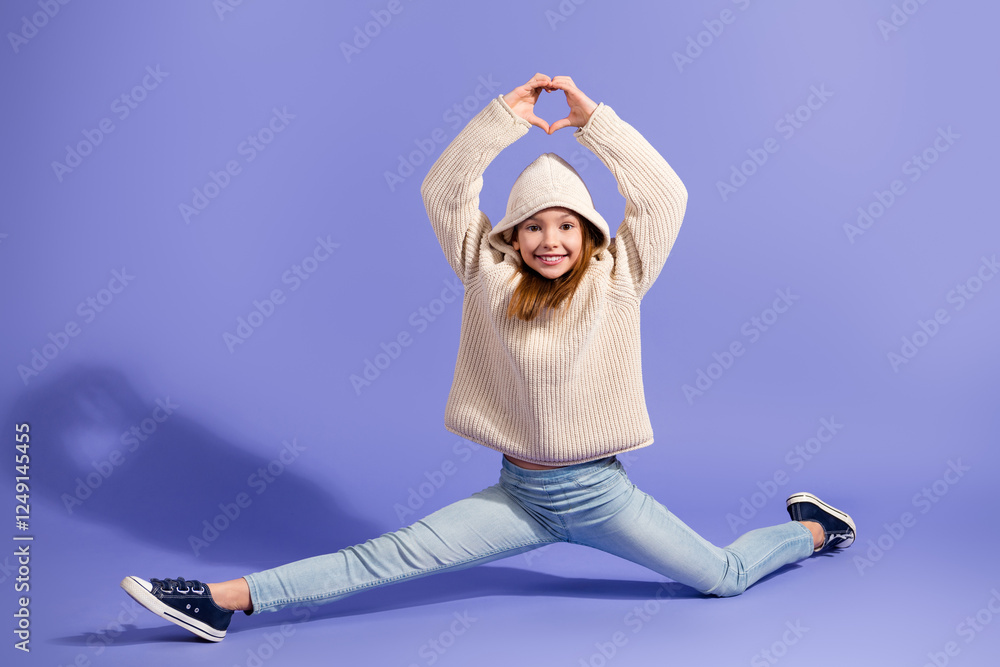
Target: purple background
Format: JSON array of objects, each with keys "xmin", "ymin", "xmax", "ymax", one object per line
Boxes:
[{"xmin": 2, "ymin": 1, "xmax": 999, "ymax": 665}]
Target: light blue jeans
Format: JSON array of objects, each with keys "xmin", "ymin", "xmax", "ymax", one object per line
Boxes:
[{"xmin": 244, "ymin": 456, "xmax": 814, "ymax": 613}]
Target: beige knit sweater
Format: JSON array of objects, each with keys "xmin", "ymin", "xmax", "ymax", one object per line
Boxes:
[{"xmin": 420, "ymin": 95, "xmax": 688, "ymax": 465}]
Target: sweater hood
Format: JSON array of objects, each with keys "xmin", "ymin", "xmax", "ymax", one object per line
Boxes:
[{"xmin": 489, "ymin": 153, "xmax": 610, "ymax": 260}]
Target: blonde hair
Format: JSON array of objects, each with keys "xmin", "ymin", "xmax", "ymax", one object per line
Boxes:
[{"xmin": 505, "ymin": 216, "xmax": 604, "ymax": 322}]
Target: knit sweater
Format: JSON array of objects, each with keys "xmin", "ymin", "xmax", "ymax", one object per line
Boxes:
[{"xmin": 420, "ymin": 95, "xmax": 688, "ymax": 465}]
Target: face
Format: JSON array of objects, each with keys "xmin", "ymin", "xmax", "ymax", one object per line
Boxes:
[{"xmin": 511, "ymin": 207, "xmax": 584, "ymax": 279}]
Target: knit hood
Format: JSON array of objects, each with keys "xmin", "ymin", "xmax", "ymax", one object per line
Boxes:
[{"xmin": 489, "ymin": 153, "xmax": 611, "ymax": 260}]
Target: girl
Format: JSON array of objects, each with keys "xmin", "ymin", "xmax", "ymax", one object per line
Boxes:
[{"xmin": 122, "ymin": 73, "xmax": 855, "ymax": 642}]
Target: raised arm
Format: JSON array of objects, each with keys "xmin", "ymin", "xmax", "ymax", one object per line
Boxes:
[
  {"xmin": 549, "ymin": 77, "xmax": 688, "ymax": 299},
  {"xmin": 420, "ymin": 75, "xmax": 554, "ymax": 281}
]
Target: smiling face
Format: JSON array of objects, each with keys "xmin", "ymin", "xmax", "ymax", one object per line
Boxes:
[{"xmin": 511, "ymin": 207, "xmax": 584, "ymax": 279}]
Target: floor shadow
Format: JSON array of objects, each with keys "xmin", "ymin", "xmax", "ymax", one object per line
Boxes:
[
  {"xmin": 749, "ymin": 562, "xmax": 803, "ymax": 586},
  {"xmin": 301, "ymin": 565, "xmax": 708, "ymax": 622},
  {"xmin": 54, "ymin": 565, "xmax": 707, "ymax": 647},
  {"xmin": 21, "ymin": 364, "xmax": 817, "ymax": 649},
  {"xmin": 7, "ymin": 363, "xmax": 382, "ymax": 564},
  {"xmin": 53, "ymin": 625, "xmax": 204, "ymax": 647}
]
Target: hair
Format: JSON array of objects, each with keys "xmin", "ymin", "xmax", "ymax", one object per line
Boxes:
[{"xmin": 505, "ymin": 214, "xmax": 604, "ymax": 322}]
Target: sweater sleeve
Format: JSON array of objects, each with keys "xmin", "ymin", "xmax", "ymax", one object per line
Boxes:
[
  {"xmin": 421, "ymin": 96, "xmax": 532, "ymax": 282},
  {"xmin": 574, "ymin": 104, "xmax": 688, "ymax": 299}
]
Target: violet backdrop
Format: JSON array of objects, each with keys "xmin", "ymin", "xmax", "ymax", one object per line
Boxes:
[{"xmin": 2, "ymin": 1, "xmax": 998, "ymax": 665}]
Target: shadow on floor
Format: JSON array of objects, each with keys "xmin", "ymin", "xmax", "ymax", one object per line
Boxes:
[
  {"xmin": 7, "ymin": 363, "xmax": 382, "ymax": 565},
  {"xmin": 54, "ymin": 564, "xmax": 720, "ymax": 647}
]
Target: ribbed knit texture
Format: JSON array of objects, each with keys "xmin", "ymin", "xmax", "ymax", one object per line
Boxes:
[{"xmin": 420, "ymin": 95, "xmax": 688, "ymax": 465}]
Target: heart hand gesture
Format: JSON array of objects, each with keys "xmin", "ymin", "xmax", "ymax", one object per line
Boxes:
[
  {"xmin": 545, "ymin": 76, "xmax": 598, "ymax": 134},
  {"xmin": 503, "ymin": 73, "xmax": 598, "ymax": 135}
]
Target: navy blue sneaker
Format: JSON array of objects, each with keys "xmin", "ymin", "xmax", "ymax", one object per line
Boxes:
[
  {"xmin": 786, "ymin": 492, "xmax": 856, "ymax": 552},
  {"xmin": 121, "ymin": 576, "xmax": 233, "ymax": 641}
]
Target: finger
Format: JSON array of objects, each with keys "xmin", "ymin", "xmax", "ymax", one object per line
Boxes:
[
  {"xmin": 512, "ymin": 85, "xmax": 542, "ymax": 105},
  {"xmin": 547, "ymin": 76, "xmax": 576, "ymax": 90},
  {"xmin": 548, "ymin": 117, "xmax": 572, "ymax": 134},
  {"xmin": 511, "ymin": 75, "xmax": 546, "ymax": 100},
  {"xmin": 549, "ymin": 79, "xmax": 584, "ymax": 101},
  {"xmin": 527, "ymin": 112, "xmax": 551, "ymax": 133},
  {"xmin": 527, "ymin": 73, "xmax": 551, "ymax": 89}
]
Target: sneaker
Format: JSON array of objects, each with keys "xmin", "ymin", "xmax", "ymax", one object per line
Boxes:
[
  {"xmin": 786, "ymin": 492, "xmax": 856, "ymax": 553},
  {"xmin": 121, "ymin": 576, "xmax": 233, "ymax": 642}
]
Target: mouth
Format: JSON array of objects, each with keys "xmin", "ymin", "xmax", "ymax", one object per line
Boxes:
[{"xmin": 536, "ymin": 254, "xmax": 567, "ymax": 266}]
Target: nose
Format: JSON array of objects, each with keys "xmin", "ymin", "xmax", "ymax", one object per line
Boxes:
[{"xmin": 541, "ymin": 228, "xmax": 561, "ymax": 248}]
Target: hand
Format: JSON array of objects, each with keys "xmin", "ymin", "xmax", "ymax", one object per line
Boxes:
[
  {"xmin": 503, "ymin": 73, "xmax": 554, "ymax": 133},
  {"xmin": 545, "ymin": 76, "xmax": 598, "ymax": 134}
]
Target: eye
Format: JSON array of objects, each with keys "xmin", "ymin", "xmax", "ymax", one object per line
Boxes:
[
  {"xmin": 525, "ymin": 224, "xmax": 540, "ymax": 232},
  {"xmin": 561, "ymin": 222, "xmax": 575, "ymax": 230}
]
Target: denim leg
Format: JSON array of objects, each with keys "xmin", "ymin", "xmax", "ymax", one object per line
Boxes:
[
  {"xmin": 571, "ymin": 464, "xmax": 815, "ymax": 597},
  {"xmin": 244, "ymin": 483, "xmax": 559, "ymax": 613}
]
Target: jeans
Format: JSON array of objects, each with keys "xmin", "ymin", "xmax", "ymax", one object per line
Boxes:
[{"xmin": 244, "ymin": 456, "xmax": 814, "ymax": 613}]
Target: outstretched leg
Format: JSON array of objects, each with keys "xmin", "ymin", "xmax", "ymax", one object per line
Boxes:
[
  {"xmin": 571, "ymin": 463, "xmax": 816, "ymax": 597},
  {"xmin": 242, "ymin": 482, "xmax": 561, "ymax": 614},
  {"xmin": 124, "ymin": 481, "xmax": 562, "ymax": 640}
]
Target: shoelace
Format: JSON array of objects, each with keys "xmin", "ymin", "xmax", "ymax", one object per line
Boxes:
[{"xmin": 151, "ymin": 577, "xmax": 207, "ymax": 595}]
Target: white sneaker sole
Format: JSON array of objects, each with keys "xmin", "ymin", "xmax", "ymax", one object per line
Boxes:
[
  {"xmin": 120, "ymin": 576, "xmax": 227, "ymax": 642},
  {"xmin": 786, "ymin": 492, "xmax": 856, "ymax": 548}
]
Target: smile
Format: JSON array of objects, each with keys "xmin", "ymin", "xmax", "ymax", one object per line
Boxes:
[{"xmin": 536, "ymin": 255, "xmax": 566, "ymax": 265}]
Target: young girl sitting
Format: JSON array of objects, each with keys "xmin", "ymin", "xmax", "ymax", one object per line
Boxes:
[{"xmin": 122, "ymin": 73, "xmax": 855, "ymax": 642}]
